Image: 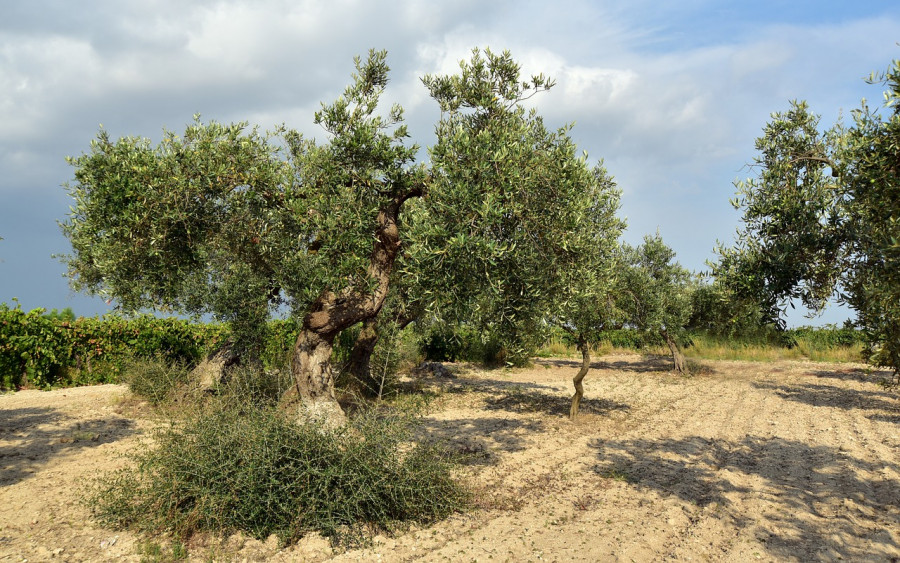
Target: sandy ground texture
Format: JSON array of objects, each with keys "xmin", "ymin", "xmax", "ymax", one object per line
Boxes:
[{"xmin": 1, "ymin": 355, "xmax": 899, "ymax": 562}]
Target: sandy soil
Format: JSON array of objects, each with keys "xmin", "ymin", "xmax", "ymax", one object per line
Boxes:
[{"xmin": 1, "ymin": 355, "xmax": 899, "ymax": 562}]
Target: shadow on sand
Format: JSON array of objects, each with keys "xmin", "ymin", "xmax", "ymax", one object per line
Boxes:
[
  {"xmin": 590, "ymin": 434, "xmax": 900, "ymax": 561},
  {"xmin": 752, "ymin": 378, "xmax": 900, "ymax": 422},
  {"xmin": 0, "ymin": 406, "xmax": 137, "ymax": 487},
  {"xmin": 536, "ymin": 355, "xmax": 675, "ymax": 373}
]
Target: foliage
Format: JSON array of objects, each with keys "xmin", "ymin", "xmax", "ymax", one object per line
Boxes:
[
  {"xmin": 61, "ymin": 118, "xmax": 296, "ymax": 359},
  {"xmin": 413, "ymin": 48, "xmax": 624, "ymax": 364},
  {"xmin": 618, "ymin": 235, "xmax": 693, "ymax": 348},
  {"xmin": 122, "ymin": 355, "xmax": 191, "ymax": 406},
  {"xmin": 43, "ymin": 307, "xmax": 76, "ymax": 322},
  {"xmin": 685, "ymin": 328, "xmax": 862, "ymax": 363},
  {"xmin": 548, "ymin": 163, "xmax": 624, "ymax": 347},
  {"xmin": 0, "ymin": 303, "xmax": 224, "ymax": 390},
  {"xmin": 688, "ymin": 277, "xmax": 773, "ymax": 338},
  {"xmin": 0, "ymin": 303, "xmax": 68, "ymax": 389},
  {"xmin": 86, "ymin": 402, "xmax": 468, "ymax": 546},
  {"xmin": 538, "ymin": 325, "xmax": 863, "ymax": 363},
  {"xmin": 715, "ymin": 59, "xmax": 900, "ymax": 376},
  {"xmin": 417, "ymin": 322, "xmax": 509, "ymax": 366}
]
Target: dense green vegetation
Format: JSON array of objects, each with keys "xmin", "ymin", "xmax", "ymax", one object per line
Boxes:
[
  {"xmin": 0, "ymin": 303, "xmax": 227, "ymax": 389},
  {"xmin": 2, "ymin": 301, "xmax": 869, "ymax": 392},
  {"xmin": 715, "ymin": 59, "xmax": 900, "ymax": 379},
  {"xmin": 89, "ymin": 363, "xmax": 468, "ymax": 547}
]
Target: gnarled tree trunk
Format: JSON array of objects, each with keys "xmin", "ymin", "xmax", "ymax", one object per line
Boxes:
[
  {"xmin": 346, "ymin": 317, "xmax": 381, "ymax": 397},
  {"xmin": 661, "ymin": 329, "xmax": 686, "ymax": 374},
  {"xmin": 346, "ymin": 306, "xmax": 420, "ymax": 398},
  {"xmin": 569, "ymin": 337, "xmax": 591, "ymax": 420},
  {"xmin": 281, "ymin": 188, "xmax": 421, "ymax": 425}
]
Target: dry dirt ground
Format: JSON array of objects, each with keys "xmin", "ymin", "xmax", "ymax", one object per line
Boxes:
[{"xmin": 2, "ymin": 355, "xmax": 899, "ymax": 562}]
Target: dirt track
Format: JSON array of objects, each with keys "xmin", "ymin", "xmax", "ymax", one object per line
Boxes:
[{"xmin": 2, "ymin": 355, "xmax": 899, "ymax": 562}]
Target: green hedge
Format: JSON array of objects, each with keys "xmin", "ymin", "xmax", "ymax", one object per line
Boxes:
[
  {"xmin": 0, "ymin": 304, "xmax": 228, "ymax": 390},
  {"xmin": 0, "ymin": 304, "xmax": 373, "ymax": 391},
  {"xmin": 785, "ymin": 325, "xmax": 863, "ymax": 349}
]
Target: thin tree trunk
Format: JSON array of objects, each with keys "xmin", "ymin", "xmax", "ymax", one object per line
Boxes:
[
  {"xmin": 570, "ymin": 337, "xmax": 591, "ymax": 420},
  {"xmin": 661, "ymin": 329, "xmax": 686, "ymax": 374},
  {"xmin": 283, "ymin": 187, "xmax": 421, "ymax": 424}
]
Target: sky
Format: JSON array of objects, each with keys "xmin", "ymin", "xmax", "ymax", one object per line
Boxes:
[{"xmin": 1, "ymin": 0, "xmax": 898, "ymax": 326}]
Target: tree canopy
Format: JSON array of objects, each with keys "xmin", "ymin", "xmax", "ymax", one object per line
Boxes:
[
  {"xmin": 619, "ymin": 234, "xmax": 693, "ymax": 373},
  {"xmin": 715, "ymin": 58, "xmax": 900, "ymax": 377}
]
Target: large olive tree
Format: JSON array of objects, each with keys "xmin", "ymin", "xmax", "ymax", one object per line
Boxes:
[
  {"xmin": 715, "ymin": 59, "xmax": 900, "ymax": 378},
  {"xmin": 64, "ymin": 51, "xmax": 424, "ymax": 423},
  {"xmin": 64, "ymin": 48, "xmax": 625, "ymax": 420}
]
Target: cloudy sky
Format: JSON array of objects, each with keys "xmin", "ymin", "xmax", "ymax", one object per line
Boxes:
[{"xmin": 1, "ymin": 1, "xmax": 898, "ymax": 325}]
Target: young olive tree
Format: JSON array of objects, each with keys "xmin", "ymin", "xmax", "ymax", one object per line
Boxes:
[
  {"xmin": 619, "ymin": 235, "xmax": 693, "ymax": 373},
  {"xmin": 346, "ymin": 49, "xmax": 626, "ymax": 389},
  {"xmin": 715, "ymin": 59, "xmax": 900, "ymax": 378},
  {"xmin": 546, "ymin": 164, "xmax": 624, "ymax": 419},
  {"xmin": 418, "ymin": 48, "xmax": 615, "ymax": 365}
]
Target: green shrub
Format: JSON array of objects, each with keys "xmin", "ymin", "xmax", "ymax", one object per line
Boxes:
[
  {"xmin": 122, "ymin": 356, "xmax": 191, "ymax": 405},
  {"xmin": 418, "ymin": 323, "xmax": 529, "ymax": 366},
  {"xmin": 86, "ymin": 403, "xmax": 469, "ymax": 546},
  {"xmin": 0, "ymin": 304, "xmax": 68, "ymax": 389},
  {"xmin": 0, "ymin": 303, "xmax": 228, "ymax": 389},
  {"xmin": 216, "ymin": 363, "xmax": 295, "ymax": 409}
]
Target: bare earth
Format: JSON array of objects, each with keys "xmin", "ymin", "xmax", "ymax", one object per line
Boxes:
[{"xmin": 2, "ymin": 355, "xmax": 899, "ymax": 562}]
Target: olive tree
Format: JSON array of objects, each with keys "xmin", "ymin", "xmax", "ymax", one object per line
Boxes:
[
  {"xmin": 715, "ymin": 59, "xmax": 900, "ymax": 377},
  {"xmin": 618, "ymin": 235, "xmax": 693, "ymax": 373},
  {"xmin": 347, "ymin": 48, "xmax": 627, "ymax": 385},
  {"xmin": 64, "ymin": 51, "xmax": 425, "ymax": 423},
  {"xmin": 545, "ymin": 164, "xmax": 624, "ymax": 418},
  {"xmin": 417, "ymin": 48, "xmax": 605, "ymax": 365},
  {"xmin": 64, "ymin": 48, "xmax": 624, "ymax": 421}
]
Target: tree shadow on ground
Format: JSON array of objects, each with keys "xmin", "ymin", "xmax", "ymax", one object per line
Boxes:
[
  {"xmin": 426, "ymin": 372, "xmax": 630, "ymax": 419},
  {"xmin": 434, "ymin": 377, "xmax": 561, "ymax": 396},
  {"xmin": 753, "ymin": 380, "xmax": 900, "ymax": 420},
  {"xmin": 483, "ymin": 387, "xmax": 629, "ymax": 418},
  {"xmin": 589, "ymin": 435, "xmax": 900, "ymax": 561},
  {"xmin": 536, "ymin": 356, "xmax": 674, "ymax": 373},
  {"xmin": 0, "ymin": 407, "xmax": 137, "ymax": 487},
  {"xmin": 804, "ymin": 366, "xmax": 894, "ymax": 383},
  {"xmin": 415, "ymin": 416, "xmax": 547, "ymax": 465}
]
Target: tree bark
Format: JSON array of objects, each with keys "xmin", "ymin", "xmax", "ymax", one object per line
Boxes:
[
  {"xmin": 282, "ymin": 187, "xmax": 421, "ymax": 424},
  {"xmin": 192, "ymin": 339, "xmax": 242, "ymax": 393},
  {"xmin": 346, "ymin": 317, "xmax": 381, "ymax": 397},
  {"xmin": 569, "ymin": 337, "xmax": 591, "ymax": 420},
  {"xmin": 661, "ymin": 329, "xmax": 686, "ymax": 374},
  {"xmin": 346, "ymin": 305, "xmax": 420, "ymax": 398}
]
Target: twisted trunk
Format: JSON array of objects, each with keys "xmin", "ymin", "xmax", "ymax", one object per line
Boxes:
[
  {"xmin": 282, "ymin": 187, "xmax": 421, "ymax": 424},
  {"xmin": 569, "ymin": 336, "xmax": 591, "ymax": 420}
]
